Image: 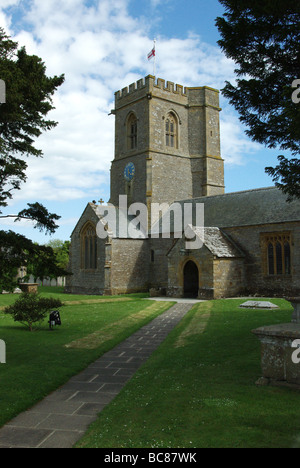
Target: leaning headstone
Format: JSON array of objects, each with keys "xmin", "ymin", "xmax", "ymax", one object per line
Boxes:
[{"xmin": 240, "ymin": 301, "xmax": 279, "ymax": 309}]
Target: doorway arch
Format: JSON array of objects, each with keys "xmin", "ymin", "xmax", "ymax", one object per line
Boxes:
[{"xmin": 183, "ymin": 260, "xmax": 199, "ymax": 298}]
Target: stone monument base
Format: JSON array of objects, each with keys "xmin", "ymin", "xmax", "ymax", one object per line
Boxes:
[
  {"xmin": 252, "ymin": 322, "xmax": 300, "ymax": 389},
  {"xmin": 19, "ymin": 283, "xmax": 39, "ymax": 294}
]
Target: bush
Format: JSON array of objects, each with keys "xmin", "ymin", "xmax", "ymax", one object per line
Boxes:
[{"xmin": 4, "ymin": 293, "xmax": 63, "ymax": 331}]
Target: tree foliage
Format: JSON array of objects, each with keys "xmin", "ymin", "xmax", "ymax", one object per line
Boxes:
[
  {"xmin": 4, "ymin": 293, "xmax": 62, "ymax": 331},
  {"xmin": 0, "ymin": 232, "xmax": 70, "ymax": 292},
  {"xmin": 0, "ymin": 28, "xmax": 65, "ymax": 291},
  {"xmin": 46, "ymin": 240, "xmax": 71, "ymax": 270},
  {"xmin": 216, "ymin": 0, "xmax": 300, "ymax": 198},
  {"xmin": 0, "ymin": 27, "xmax": 65, "ymax": 210},
  {"xmin": 26, "ymin": 240, "xmax": 70, "ymax": 284}
]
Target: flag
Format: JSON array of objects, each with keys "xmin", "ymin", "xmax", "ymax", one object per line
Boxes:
[{"xmin": 147, "ymin": 47, "xmax": 155, "ymax": 61}]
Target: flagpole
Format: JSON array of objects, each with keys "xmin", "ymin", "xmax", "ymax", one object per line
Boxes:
[{"xmin": 153, "ymin": 38, "xmax": 156, "ymax": 77}]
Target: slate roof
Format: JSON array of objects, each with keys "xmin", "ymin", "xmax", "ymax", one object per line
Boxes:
[
  {"xmin": 178, "ymin": 187, "xmax": 300, "ymax": 228},
  {"xmin": 167, "ymin": 226, "xmax": 244, "ymax": 258},
  {"xmin": 192, "ymin": 226, "xmax": 245, "ymax": 258},
  {"xmin": 73, "ymin": 187, "xmax": 300, "ymax": 239}
]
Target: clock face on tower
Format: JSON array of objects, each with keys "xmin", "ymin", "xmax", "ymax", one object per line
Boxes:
[{"xmin": 124, "ymin": 162, "xmax": 135, "ymax": 182}]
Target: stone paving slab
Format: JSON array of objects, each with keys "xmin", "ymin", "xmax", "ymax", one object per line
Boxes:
[{"xmin": 0, "ymin": 302, "xmax": 193, "ymax": 448}]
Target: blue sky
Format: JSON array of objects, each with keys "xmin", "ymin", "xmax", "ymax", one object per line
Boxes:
[{"xmin": 0, "ymin": 0, "xmax": 287, "ymax": 244}]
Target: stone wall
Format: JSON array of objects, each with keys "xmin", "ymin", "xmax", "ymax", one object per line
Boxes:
[
  {"xmin": 110, "ymin": 153, "xmax": 148, "ymax": 207},
  {"xmin": 65, "ymin": 204, "xmax": 107, "ymax": 295},
  {"xmin": 149, "ymin": 237, "xmax": 174, "ymax": 291},
  {"xmin": 225, "ymin": 221, "xmax": 300, "ymax": 297},
  {"xmin": 110, "ymin": 238, "xmax": 150, "ymax": 294},
  {"xmin": 213, "ymin": 257, "xmax": 246, "ymax": 299}
]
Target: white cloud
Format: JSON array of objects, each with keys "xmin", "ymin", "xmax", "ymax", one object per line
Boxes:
[
  {"xmin": 150, "ymin": 0, "xmax": 163, "ymax": 7},
  {"xmin": 0, "ymin": 216, "xmax": 36, "ymax": 230},
  {"xmin": 0, "ymin": 0, "xmax": 253, "ymax": 208},
  {"xmin": 0, "ymin": 0, "xmax": 20, "ymax": 7},
  {"xmin": 220, "ymin": 113, "xmax": 260, "ymax": 165},
  {"xmin": 154, "ymin": 34, "xmax": 235, "ymax": 90}
]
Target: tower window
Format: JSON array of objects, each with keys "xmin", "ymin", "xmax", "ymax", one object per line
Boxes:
[
  {"xmin": 127, "ymin": 113, "xmax": 138, "ymax": 150},
  {"xmin": 81, "ymin": 223, "xmax": 97, "ymax": 270},
  {"xmin": 165, "ymin": 113, "xmax": 178, "ymax": 148}
]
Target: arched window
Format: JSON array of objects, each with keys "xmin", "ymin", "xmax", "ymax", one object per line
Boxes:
[
  {"xmin": 276, "ymin": 242, "xmax": 283, "ymax": 275},
  {"xmin": 264, "ymin": 233, "xmax": 291, "ymax": 276},
  {"xmin": 268, "ymin": 242, "xmax": 274, "ymax": 275},
  {"xmin": 127, "ymin": 113, "xmax": 137, "ymax": 150},
  {"xmin": 284, "ymin": 242, "xmax": 291, "ymax": 275},
  {"xmin": 165, "ymin": 112, "xmax": 178, "ymax": 148},
  {"xmin": 81, "ymin": 223, "xmax": 97, "ymax": 270}
]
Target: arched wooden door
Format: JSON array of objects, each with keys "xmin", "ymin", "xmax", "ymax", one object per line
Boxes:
[{"xmin": 183, "ymin": 260, "xmax": 199, "ymax": 298}]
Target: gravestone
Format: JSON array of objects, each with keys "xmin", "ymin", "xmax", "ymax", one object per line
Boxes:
[
  {"xmin": 0, "ymin": 340, "xmax": 6, "ymax": 364},
  {"xmin": 240, "ymin": 301, "xmax": 279, "ymax": 310}
]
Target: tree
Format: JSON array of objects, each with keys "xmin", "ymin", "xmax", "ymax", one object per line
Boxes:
[
  {"xmin": 0, "ymin": 28, "xmax": 64, "ymax": 211},
  {"xmin": 26, "ymin": 240, "xmax": 70, "ymax": 284},
  {"xmin": 0, "ymin": 28, "xmax": 65, "ymax": 291},
  {"xmin": 216, "ymin": 0, "xmax": 300, "ymax": 199},
  {"xmin": 4, "ymin": 293, "xmax": 63, "ymax": 331},
  {"xmin": 0, "ymin": 232, "xmax": 69, "ymax": 292},
  {"xmin": 46, "ymin": 240, "xmax": 70, "ymax": 271}
]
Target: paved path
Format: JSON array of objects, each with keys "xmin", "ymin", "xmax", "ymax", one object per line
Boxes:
[{"xmin": 0, "ymin": 302, "xmax": 193, "ymax": 448}]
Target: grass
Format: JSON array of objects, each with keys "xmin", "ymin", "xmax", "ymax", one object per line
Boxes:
[
  {"xmin": 0, "ymin": 287, "xmax": 173, "ymax": 428},
  {"xmin": 1, "ymin": 290, "xmax": 299, "ymax": 448},
  {"xmin": 74, "ymin": 297, "xmax": 300, "ymax": 449},
  {"xmin": 0, "ymin": 286, "xmax": 149, "ymax": 309}
]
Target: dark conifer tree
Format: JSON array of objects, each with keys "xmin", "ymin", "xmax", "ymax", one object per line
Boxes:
[
  {"xmin": 216, "ymin": 0, "xmax": 300, "ymax": 199},
  {"xmin": 0, "ymin": 28, "xmax": 66, "ymax": 291}
]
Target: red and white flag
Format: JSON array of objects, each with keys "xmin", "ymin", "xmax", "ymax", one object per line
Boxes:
[{"xmin": 147, "ymin": 47, "xmax": 155, "ymax": 61}]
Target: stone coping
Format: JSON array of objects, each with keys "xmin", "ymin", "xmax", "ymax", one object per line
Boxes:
[
  {"xmin": 287, "ymin": 297, "xmax": 300, "ymax": 303},
  {"xmin": 18, "ymin": 283, "xmax": 39, "ymax": 288},
  {"xmin": 252, "ymin": 322, "xmax": 300, "ymax": 339}
]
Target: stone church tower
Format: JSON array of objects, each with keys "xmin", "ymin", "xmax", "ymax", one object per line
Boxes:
[
  {"xmin": 109, "ymin": 75, "xmax": 225, "ymax": 225},
  {"xmin": 66, "ymin": 75, "xmax": 300, "ymax": 299},
  {"xmin": 66, "ymin": 76, "xmax": 227, "ymax": 296}
]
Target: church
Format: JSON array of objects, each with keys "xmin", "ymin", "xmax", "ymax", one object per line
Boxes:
[{"xmin": 65, "ymin": 75, "xmax": 300, "ymax": 299}]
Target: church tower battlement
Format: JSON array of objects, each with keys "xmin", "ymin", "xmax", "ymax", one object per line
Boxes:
[
  {"xmin": 110, "ymin": 75, "xmax": 225, "ymax": 224},
  {"xmin": 115, "ymin": 76, "xmax": 187, "ymax": 102}
]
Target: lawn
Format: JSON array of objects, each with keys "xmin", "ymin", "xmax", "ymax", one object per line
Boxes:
[
  {"xmin": 0, "ymin": 286, "xmax": 149, "ymax": 308},
  {"xmin": 0, "ymin": 288, "xmax": 173, "ymax": 427},
  {"xmin": 75, "ymin": 298, "xmax": 300, "ymax": 449},
  {"xmin": 1, "ymin": 291, "xmax": 299, "ymax": 448}
]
